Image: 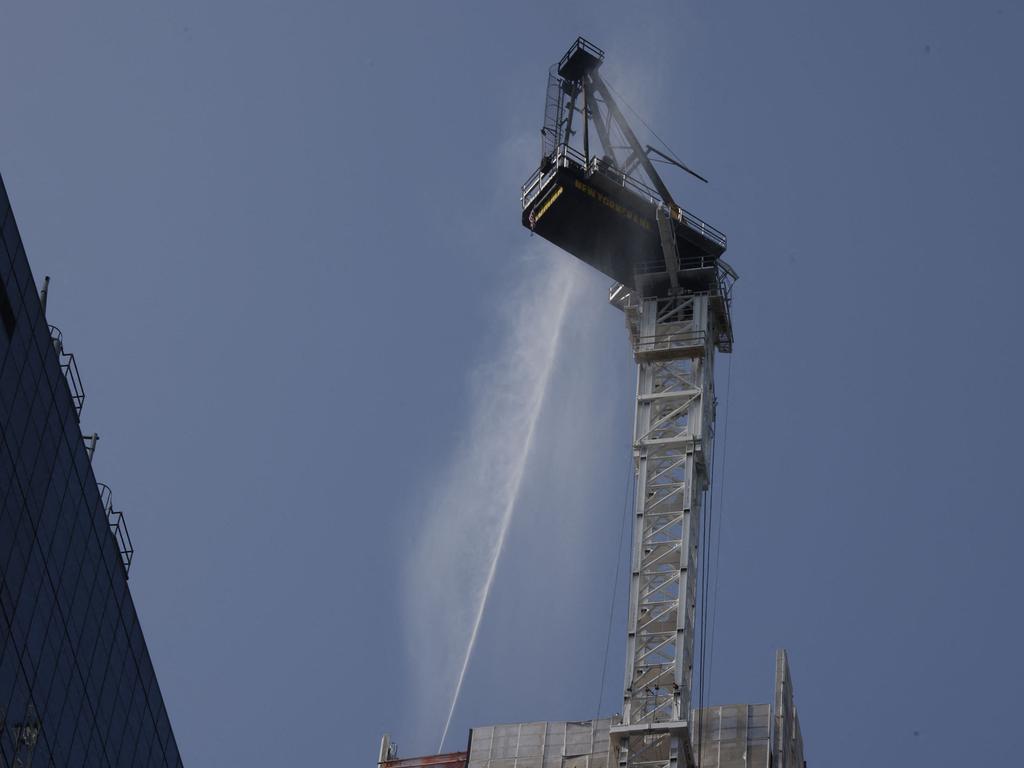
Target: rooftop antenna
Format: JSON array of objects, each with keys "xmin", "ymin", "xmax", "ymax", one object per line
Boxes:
[{"xmin": 85, "ymin": 433, "xmax": 99, "ymax": 460}]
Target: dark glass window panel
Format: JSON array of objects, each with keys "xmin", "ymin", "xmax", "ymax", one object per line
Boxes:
[
  {"xmin": 4, "ymin": 521, "xmax": 32, "ymax": 580},
  {"xmin": 41, "ymin": 634, "xmax": 73, "ymax": 724},
  {"xmin": 3, "ymin": 539, "xmax": 29, "ymax": 628},
  {"xmin": 32, "ymin": 639, "xmax": 57, "ymax": 707},
  {"xmin": 10, "ymin": 244, "xmax": 35, "ymax": 313},
  {"xmin": 0, "ymin": 431, "xmax": 11, "ymax": 474},
  {"xmin": 61, "ymin": 664, "xmax": 88, "ymax": 732},
  {"xmin": 67, "ymin": 715, "xmax": 90, "ymax": 763},
  {"xmin": 154, "ymin": 699, "xmax": 170, "ymax": 751},
  {"xmin": 0, "ymin": 274, "xmax": 14, "ymax": 338},
  {"xmin": 0, "ymin": 584, "xmax": 11, "ymax": 644},
  {"xmin": 6, "ymin": 317, "xmax": 29, "ymax": 363},
  {"xmin": 3, "ymin": 659, "xmax": 31, "ymax": 742},
  {"xmin": 47, "ymin": 473, "xmax": 78, "ymax": 588},
  {"xmin": 132, "ymin": 721, "xmax": 156, "ymax": 768},
  {"xmin": 5, "ymin": 241, "xmax": 29, "ymax": 299},
  {"xmin": 0, "ymin": 228, "xmax": 8, "ymax": 270},
  {"xmin": 27, "ymin": 592, "xmax": 56, "ymax": 674},
  {"xmin": 0, "ymin": 500, "xmax": 18, "ymax": 578},
  {"xmin": 104, "ymin": 710, "xmax": 128, "ymax": 766},
  {"xmin": 28, "ymin": 736, "xmax": 52, "ymax": 766},
  {"xmin": 53, "ymin": 670, "xmax": 83, "ymax": 761},
  {"xmin": 70, "ymin": 448, "xmax": 92, "ymax": 502},
  {"xmin": 34, "ymin": 472, "xmax": 69, "ymax": 563},
  {"xmin": 96, "ymin": 674, "xmax": 121, "ymax": 747},
  {"xmin": 3, "ymin": 387, "xmax": 29, "ymax": 455},
  {"xmin": 65, "ymin": 564, "xmax": 94, "ymax": 644},
  {"xmin": 2, "ymin": 260, "xmax": 25, "ymax": 317},
  {"xmin": 52, "ymin": 379, "xmax": 72, "ymax": 431},
  {"xmin": 139, "ymin": 727, "xmax": 161, "ymax": 766},
  {"xmin": 0, "ymin": 591, "xmax": 15, "ymax": 640},
  {"xmin": 85, "ymin": 728, "xmax": 106, "ymax": 766},
  {"xmin": 76, "ymin": 589, "xmax": 103, "ymax": 678},
  {"xmin": 64, "ymin": 504, "xmax": 93, "ymax": 597},
  {"xmin": 0, "ymin": 376, "xmax": 10, "ymax": 423},
  {"xmin": 0, "ymin": 643, "xmax": 19, "ymax": 708},
  {"xmin": 1, "ymin": 211, "xmax": 20, "ymax": 256},
  {"xmin": 24, "ymin": 574, "xmax": 53, "ymax": 667},
  {"xmin": 110, "ymin": 565, "xmax": 128, "ymax": 610},
  {"xmin": 87, "ymin": 614, "xmax": 116, "ymax": 697},
  {"xmin": 25, "ymin": 405, "xmax": 52, "ymax": 471},
  {"xmin": 106, "ymin": 630, "xmax": 131, "ymax": 692},
  {"xmin": 164, "ymin": 736, "xmax": 180, "ymax": 767},
  {"xmin": 117, "ymin": 688, "xmax": 144, "ymax": 768}
]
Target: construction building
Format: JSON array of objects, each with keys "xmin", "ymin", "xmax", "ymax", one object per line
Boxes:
[
  {"xmin": 380, "ymin": 39, "xmax": 808, "ymax": 768},
  {"xmin": 0, "ymin": 173, "xmax": 183, "ymax": 765},
  {"xmin": 381, "ymin": 650, "xmax": 802, "ymax": 768}
]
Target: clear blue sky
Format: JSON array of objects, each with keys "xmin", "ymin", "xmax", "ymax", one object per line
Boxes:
[{"xmin": 2, "ymin": 1, "xmax": 1022, "ymax": 765}]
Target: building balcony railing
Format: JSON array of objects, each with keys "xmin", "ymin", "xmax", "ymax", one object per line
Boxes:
[
  {"xmin": 48, "ymin": 325, "xmax": 85, "ymax": 418},
  {"xmin": 98, "ymin": 483, "xmax": 134, "ymax": 576}
]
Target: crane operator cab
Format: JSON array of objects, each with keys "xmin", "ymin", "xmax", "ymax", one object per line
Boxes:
[{"xmin": 521, "ymin": 38, "xmax": 734, "ymax": 305}]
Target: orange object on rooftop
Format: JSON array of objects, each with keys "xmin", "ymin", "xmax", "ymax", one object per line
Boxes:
[{"xmin": 380, "ymin": 752, "xmax": 467, "ymax": 768}]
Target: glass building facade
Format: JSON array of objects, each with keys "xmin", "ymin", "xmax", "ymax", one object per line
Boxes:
[{"xmin": 0, "ymin": 174, "xmax": 182, "ymax": 766}]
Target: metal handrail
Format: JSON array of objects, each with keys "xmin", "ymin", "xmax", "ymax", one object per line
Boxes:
[
  {"xmin": 48, "ymin": 325, "xmax": 85, "ymax": 417},
  {"xmin": 558, "ymin": 37, "xmax": 605, "ymax": 73},
  {"xmin": 611, "ymin": 268, "xmax": 734, "ymax": 306},
  {"xmin": 109, "ymin": 510, "xmax": 134, "ymax": 572},
  {"xmin": 634, "ymin": 330, "xmax": 707, "ymax": 348},
  {"xmin": 521, "ymin": 143, "xmax": 727, "ymax": 249},
  {"xmin": 96, "ymin": 482, "xmax": 134, "ymax": 576}
]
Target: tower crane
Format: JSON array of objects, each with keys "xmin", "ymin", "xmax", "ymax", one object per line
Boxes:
[
  {"xmin": 521, "ymin": 38, "xmax": 736, "ymax": 768},
  {"xmin": 376, "ymin": 36, "xmax": 762, "ymax": 768}
]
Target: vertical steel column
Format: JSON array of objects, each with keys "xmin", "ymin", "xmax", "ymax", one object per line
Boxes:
[{"xmin": 611, "ymin": 291, "xmax": 716, "ymax": 768}]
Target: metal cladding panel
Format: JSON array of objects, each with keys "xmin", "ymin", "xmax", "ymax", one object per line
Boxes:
[
  {"xmin": 381, "ymin": 754, "xmax": 467, "ymax": 768},
  {"xmin": 524, "ymin": 167, "xmax": 662, "ymax": 290},
  {"xmin": 463, "ymin": 708, "xmax": 776, "ymax": 768},
  {"xmin": 468, "ymin": 720, "xmax": 612, "ymax": 768},
  {"xmin": 773, "ymin": 650, "xmax": 805, "ymax": 768},
  {"xmin": 693, "ymin": 705, "xmax": 771, "ymax": 768}
]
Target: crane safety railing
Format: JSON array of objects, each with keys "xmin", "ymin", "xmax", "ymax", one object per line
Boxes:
[
  {"xmin": 97, "ymin": 483, "xmax": 134, "ymax": 577},
  {"xmin": 608, "ymin": 264, "xmax": 736, "ymax": 309},
  {"xmin": 522, "ymin": 143, "xmax": 727, "ymax": 250},
  {"xmin": 48, "ymin": 325, "xmax": 85, "ymax": 418},
  {"xmin": 610, "ymin": 265, "xmax": 736, "ymax": 354},
  {"xmin": 632, "ymin": 329, "xmax": 709, "ymax": 356},
  {"xmin": 558, "ymin": 37, "xmax": 605, "ymax": 74},
  {"xmin": 541, "ymin": 67, "xmax": 567, "ymax": 160}
]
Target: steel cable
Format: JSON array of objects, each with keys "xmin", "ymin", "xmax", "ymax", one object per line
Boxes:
[{"xmin": 596, "ymin": 437, "xmax": 637, "ymax": 720}]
